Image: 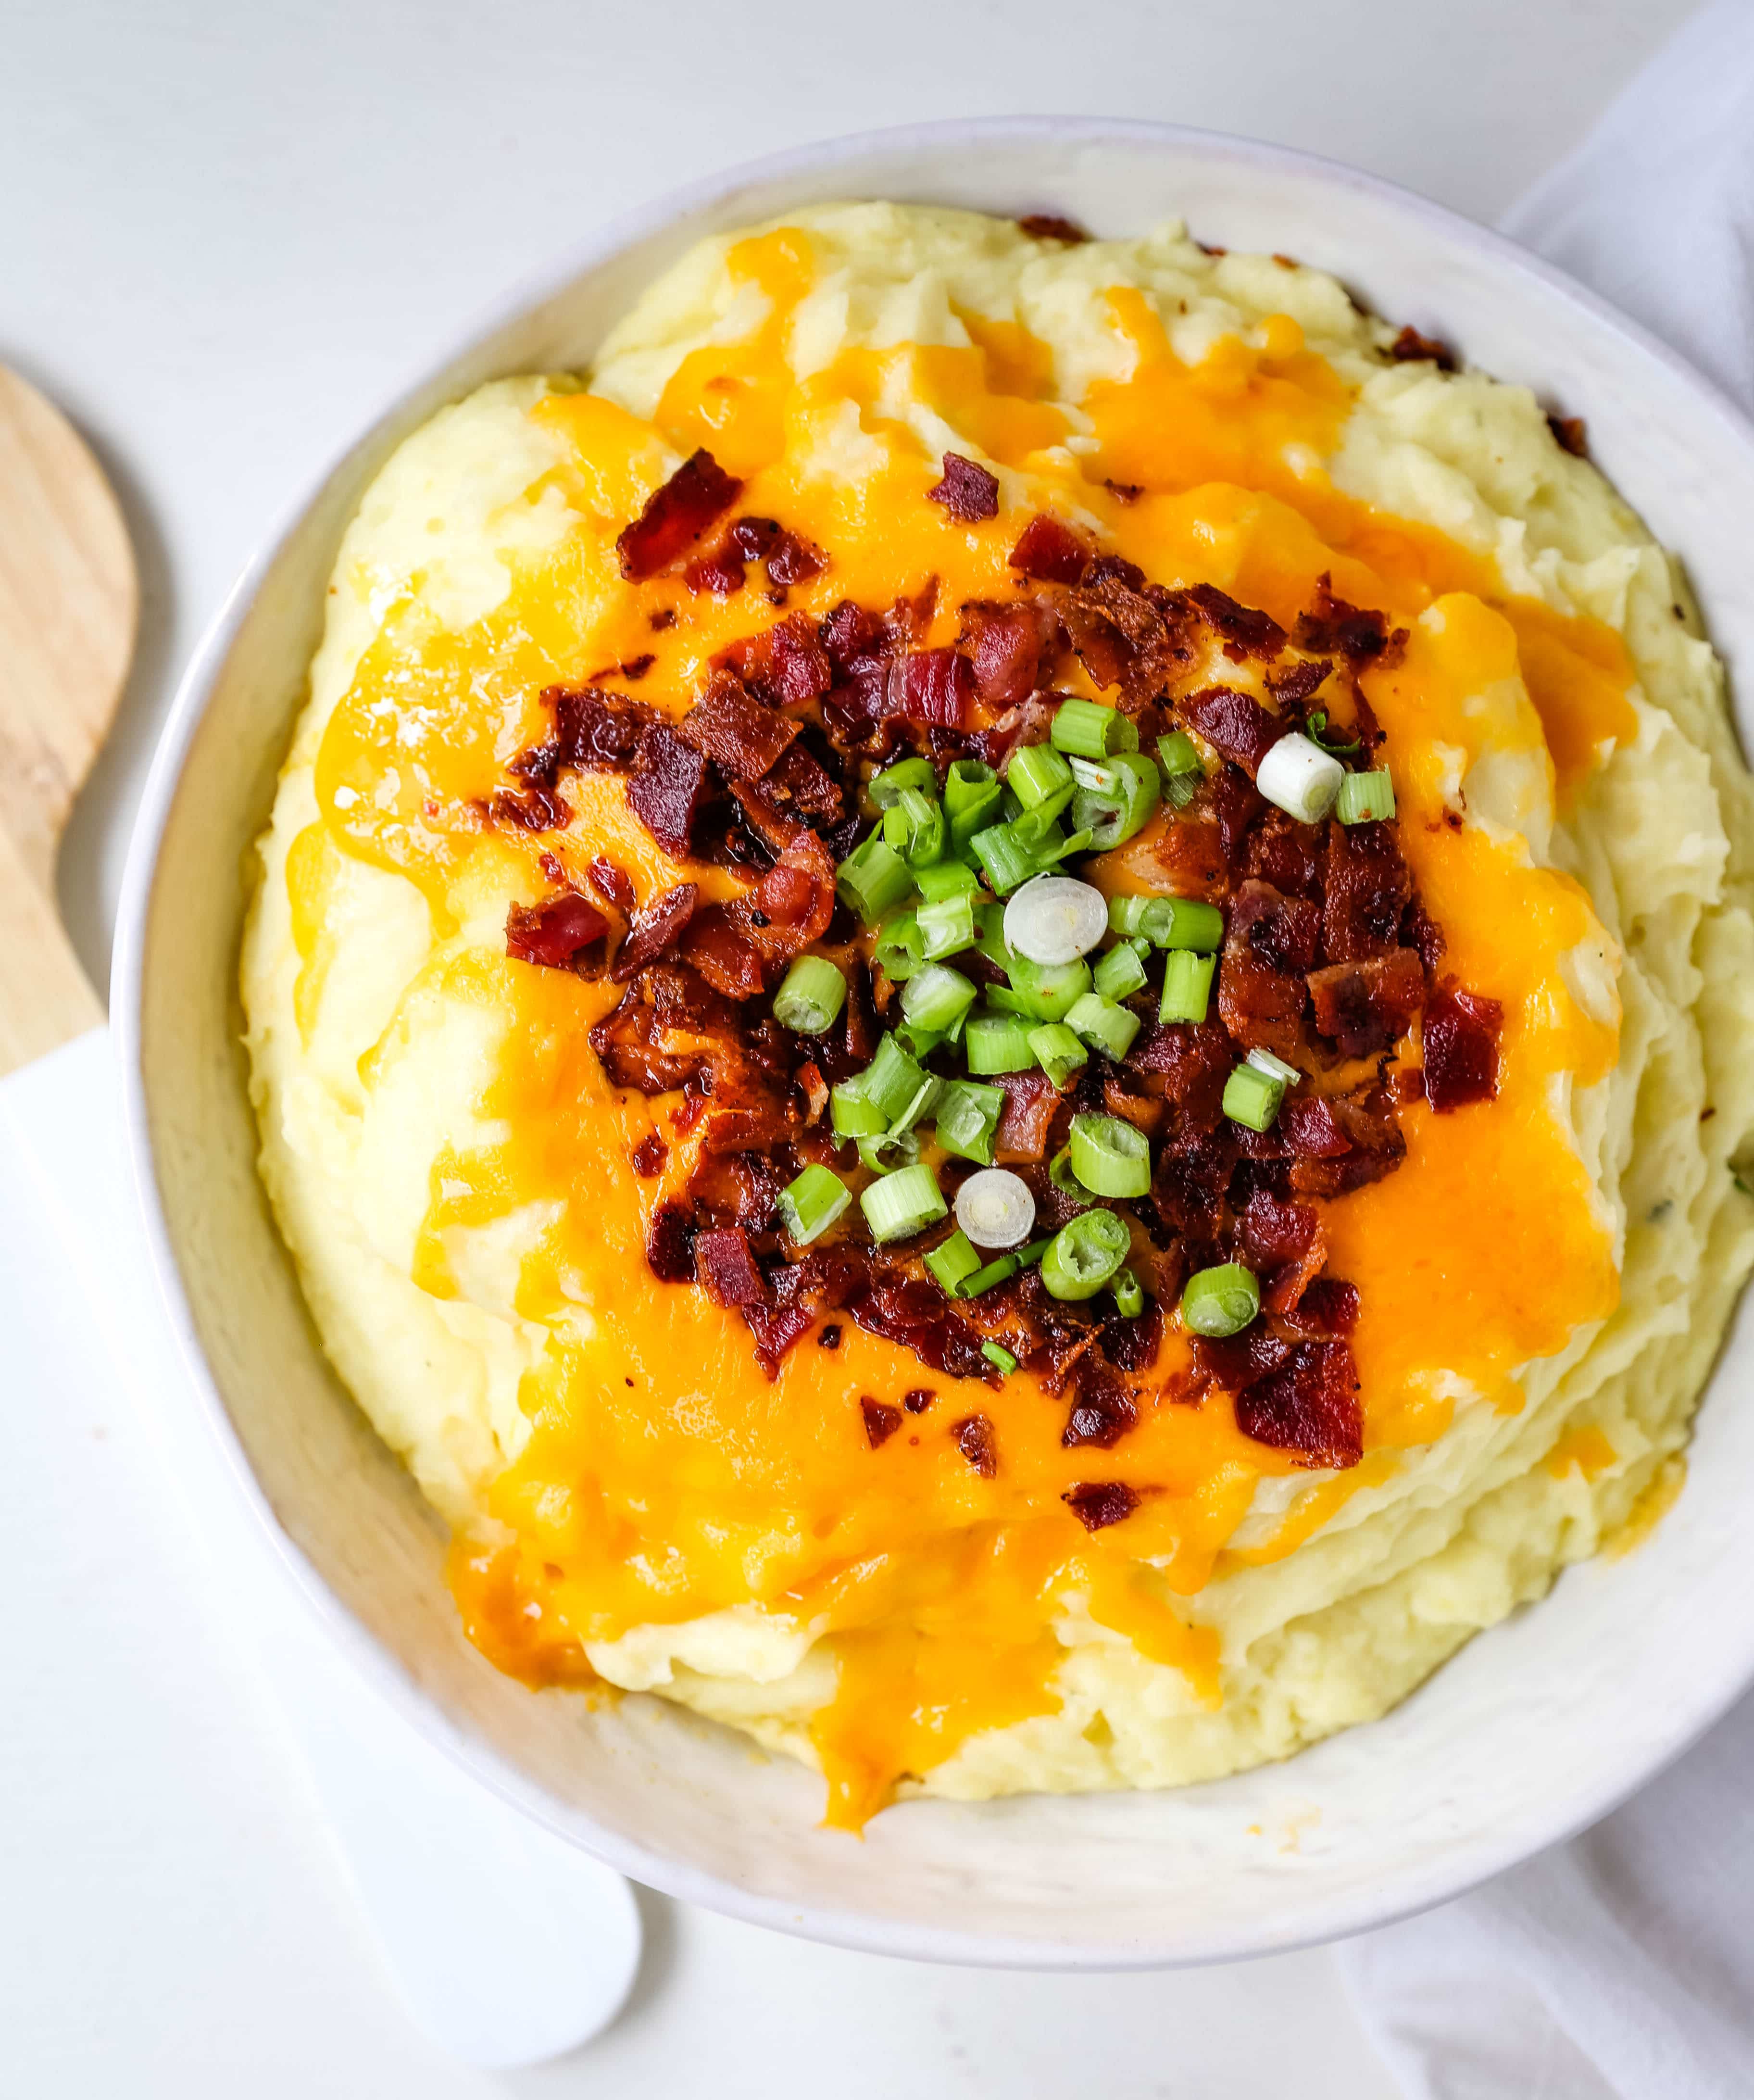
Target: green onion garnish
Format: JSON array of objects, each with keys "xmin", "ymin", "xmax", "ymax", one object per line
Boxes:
[
  {"xmin": 830, "ymin": 1079, "xmax": 890, "ymax": 1138},
  {"xmin": 772, "ymin": 954, "xmax": 849, "ymax": 1033},
  {"xmin": 892, "ymin": 1019, "xmax": 947, "ymax": 1061},
  {"xmin": 860, "ymin": 1161, "xmax": 947, "ymax": 1244},
  {"xmin": 890, "ymin": 1074, "xmax": 944, "ymax": 1137},
  {"xmin": 1048, "ymin": 1144, "xmax": 1089, "ymax": 1204},
  {"xmin": 1222, "ymin": 1061, "xmax": 1285, "ymax": 1132},
  {"xmin": 1091, "ymin": 942, "xmax": 1147, "ymax": 1002},
  {"xmin": 1005, "ymin": 951, "xmax": 1092, "ymax": 1022},
  {"xmin": 970, "ymin": 818, "xmax": 1041, "ymax": 895},
  {"xmin": 934, "ymin": 1078, "xmax": 1006, "ymax": 1165},
  {"xmin": 1157, "ymin": 730, "xmax": 1201, "ymax": 778},
  {"xmin": 861, "ymin": 1033, "xmax": 930, "ymax": 1121},
  {"xmin": 925, "ymin": 1229, "xmax": 983, "ymax": 1296},
  {"xmin": 1247, "ymin": 1045, "xmax": 1301, "ymax": 1086},
  {"xmin": 777, "ymin": 1164, "xmax": 852, "ymax": 1244},
  {"xmin": 1257, "ymin": 730, "xmax": 1344, "ymax": 824},
  {"xmin": 965, "ymin": 1012, "xmax": 1039, "ymax": 1074},
  {"xmin": 1071, "ymin": 750, "xmax": 1161, "ymax": 849},
  {"xmin": 868, "ymin": 755, "xmax": 935, "ymax": 808},
  {"xmin": 1067, "ymin": 1113, "xmax": 1152, "ymax": 1199},
  {"xmin": 1158, "ymin": 949, "xmax": 1216, "ymax": 1024},
  {"xmin": 945, "ymin": 759, "xmax": 1003, "ymax": 847},
  {"xmin": 874, "ymin": 909, "xmax": 925, "ymax": 983},
  {"xmin": 1156, "ymin": 898, "xmax": 1225, "ymax": 951},
  {"xmin": 882, "ymin": 785, "xmax": 946, "ymax": 868},
  {"xmin": 1306, "ymin": 708, "xmax": 1361, "ymax": 755},
  {"xmin": 954, "ymin": 1166, "xmax": 1037, "ymax": 1250},
  {"xmin": 900, "ymin": 962, "xmax": 977, "ymax": 1035},
  {"xmin": 1052, "ymin": 697, "xmax": 1139, "ymax": 758},
  {"xmin": 836, "ymin": 831, "xmax": 915, "ymax": 926},
  {"xmin": 1336, "ymin": 768, "xmax": 1396, "ymax": 824},
  {"xmin": 1180, "ymin": 1261, "xmax": 1260, "ymax": 1337},
  {"xmin": 974, "ymin": 897, "xmax": 1015, "ymax": 970},
  {"xmin": 1027, "ymin": 1022, "xmax": 1088, "ymax": 1087},
  {"xmin": 982, "ymin": 1340, "xmax": 1019, "ymax": 1375},
  {"xmin": 1006, "ymin": 740, "xmax": 1075, "ymax": 810},
  {"xmin": 1040, "ymin": 1208, "xmax": 1132, "ymax": 1301},
  {"xmin": 1162, "ymin": 770, "xmax": 1198, "ymax": 811},
  {"xmin": 916, "ymin": 857, "xmax": 980, "ymax": 901},
  {"xmin": 857, "ymin": 1128, "xmax": 920, "ymax": 1176},
  {"xmin": 917, "ymin": 890, "xmax": 978, "ymax": 960},
  {"xmin": 1110, "ymin": 1266, "xmax": 1145, "ymax": 1319},
  {"xmin": 1065, "ymin": 992, "xmax": 1142, "ymax": 1062}
]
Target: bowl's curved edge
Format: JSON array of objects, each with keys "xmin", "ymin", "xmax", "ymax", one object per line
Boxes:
[{"xmin": 111, "ymin": 112, "xmax": 1754, "ymax": 1969}]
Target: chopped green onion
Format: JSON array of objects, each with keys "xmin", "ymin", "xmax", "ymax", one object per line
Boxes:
[
  {"xmin": 1158, "ymin": 898, "xmax": 1225, "ymax": 951},
  {"xmin": 1027, "ymin": 1022, "xmax": 1088, "ymax": 1087},
  {"xmin": 1065, "ymin": 992, "xmax": 1142, "ymax": 1061},
  {"xmin": 1040, "ymin": 1209, "xmax": 1132, "ymax": 1300},
  {"xmin": 1048, "ymin": 1145, "xmax": 1090, "ymax": 1206},
  {"xmin": 954, "ymin": 1167, "xmax": 1037, "ymax": 1249},
  {"xmin": 891, "ymin": 1075, "xmax": 944, "ymax": 1137},
  {"xmin": 1003, "ymin": 874, "xmax": 1108, "ymax": 967},
  {"xmin": 901, "ymin": 963, "xmax": 977, "ymax": 1035},
  {"xmin": 1222, "ymin": 1061, "xmax": 1285, "ymax": 1132},
  {"xmin": 868, "ymin": 755, "xmax": 935, "ymax": 809},
  {"xmin": 1305, "ymin": 708, "xmax": 1361, "ymax": 755},
  {"xmin": 857, "ymin": 1127, "xmax": 920, "ymax": 1176},
  {"xmin": 926, "ymin": 1229, "xmax": 983, "ymax": 1295},
  {"xmin": 916, "ymin": 857, "xmax": 980, "ymax": 901},
  {"xmin": 1006, "ymin": 740, "xmax": 1075, "ymax": 810},
  {"xmin": 1180, "ymin": 1261, "xmax": 1260, "ymax": 1337},
  {"xmin": 1246, "ymin": 1046, "xmax": 1301, "ymax": 1086},
  {"xmin": 1067, "ymin": 1113, "xmax": 1152, "ymax": 1199},
  {"xmin": 874, "ymin": 910, "xmax": 925, "ymax": 983},
  {"xmin": 772, "ymin": 954, "xmax": 848, "ymax": 1033},
  {"xmin": 892, "ymin": 1019, "xmax": 947, "ymax": 1061},
  {"xmin": 917, "ymin": 890, "xmax": 978, "ymax": 960},
  {"xmin": 1107, "ymin": 894, "xmax": 1154, "ymax": 940},
  {"xmin": 1157, "ymin": 730, "xmax": 1201, "ymax": 778},
  {"xmin": 883, "ymin": 785, "xmax": 945, "ymax": 867},
  {"xmin": 1162, "ymin": 770, "xmax": 1198, "ymax": 811},
  {"xmin": 1052, "ymin": 697, "xmax": 1139, "ymax": 758},
  {"xmin": 933, "ymin": 1078, "xmax": 1006, "ymax": 1165},
  {"xmin": 982, "ymin": 1340, "xmax": 1019, "ymax": 1375},
  {"xmin": 862, "ymin": 1034, "xmax": 930, "ymax": 1121},
  {"xmin": 1091, "ymin": 942, "xmax": 1147, "ymax": 1002},
  {"xmin": 970, "ymin": 818, "xmax": 1041, "ymax": 895},
  {"xmin": 1110, "ymin": 1267, "xmax": 1145, "ymax": 1319},
  {"xmin": 1158, "ymin": 949, "xmax": 1216, "ymax": 1024},
  {"xmin": 1336, "ymin": 768, "xmax": 1396, "ymax": 824},
  {"xmin": 836, "ymin": 831, "xmax": 914, "ymax": 926},
  {"xmin": 965, "ymin": 1012, "xmax": 1039, "ymax": 1074},
  {"xmin": 860, "ymin": 1161, "xmax": 947, "ymax": 1244},
  {"xmin": 777, "ymin": 1164, "xmax": 852, "ymax": 1244},
  {"xmin": 1005, "ymin": 952, "xmax": 1092, "ymax": 1022},
  {"xmin": 974, "ymin": 898, "xmax": 1014, "ymax": 969},
  {"xmin": 1257, "ymin": 731, "xmax": 1344, "ymax": 824},
  {"xmin": 960, "ymin": 1254, "xmax": 1020, "ymax": 1295},
  {"xmin": 830, "ymin": 1080, "xmax": 890, "ymax": 1139},
  {"xmin": 1072, "ymin": 750, "xmax": 1161, "ymax": 849},
  {"xmin": 945, "ymin": 756, "xmax": 1000, "ymax": 820}
]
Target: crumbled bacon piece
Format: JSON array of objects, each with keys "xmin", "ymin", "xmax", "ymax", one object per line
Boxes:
[
  {"xmin": 953, "ymin": 1414, "xmax": 998, "ymax": 1477},
  {"xmin": 1062, "ymin": 1373, "xmax": 1137, "ymax": 1450},
  {"xmin": 1238, "ymin": 1188, "xmax": 1327, "ymax": 1318},
  {"xmin": 680, "ymin": 671, "xmax": 799, "ymax": 780},
  {"xmin": 678, "ymin": 906, "xmax": 767, "ymax": 998},
  {"xmin": 694, "ymin": 1226, "xmax": 769, "ymax": 1307},
  {"xmin": 893, "ymin": 647, "xmax": 974, "ymax": 729},
  {"xmin": 587, "ymin": 855, "xmax": 636, "ymax": 910},
  {"xmin": 819, "ymin": 599, "xmax": 885, "ymax": 674},
  {"xmin": 1018, "ymin": 213, "xmax": 1088, "ymax": 242},
  {"xmin": 1058, "ymin": 597, "xmax": 1130, "ymax": 688},
  {"xmin": 927, "ymin": 452, "xmax": 1001, "ymax": 523},
  {"xmin": 1323, "ymin": 821, "xmax": 1414, "ymax": 963},
  {"xmin": 1129, "ymin": 1020, "xmax": 1233, "ymax": 1142},
  {"xmin": 1279, "ymin": 1094, "xmax": 1353, "ymax": 1159},
  {"xmin": 993, "ymin": 1071, "xmax": 1063, "ymax": 1162},
  {"xmin": 1241, "ymin": 807, "xmax": 1323, "ymax": 899},
  {"xmin": 1009, "ymin": 513, "xmax": 1090, "ymax": 584},
  {"xmin": 902, "ymin": 1387, "xmax": 936, "ymax": 1414},
  {"xmin": 630, "ymin": 1132, "xmax": 668, "ymax": 1179},
  {"xmin": 611, "ymin": 881, "xmax": 699, "ymax": 982},
  {"xmin": 970, "ymin": 691, "xmax": 1058, "ymax": 774},
  {"xmin": 1308, "ymin": 949, "xmax": 1426, "ymax": 1059},
  {"xmin": 796, "ymin": 1059, "xmax": 828, "ymax": 1124},
  {"xmin": 765, "ymin": 614, "xmax": 833, "ymax": 706},
  {"xmin": 728, "ymin": 517, "xmax": 781, "ymax": 559},
  {"xmin": 626, "ymin": 726, "xmax": 714, "ymax": 856},
  {"xmin": 1295, "ymin": 576, "xmax": 1407, "ymax": 667},
  {"xmin": 616, "ymin": 449, "xmax": 742, "ymax": 580},
  {"xmin": 487, "ymin": 782, "xmax": 571, "ymax": 833},
  {"xmin": 768, "ymin": 531, "xmax": 825, "ymax": 585},
  {"xmin": 1180, "ymin": 686, "xmax": 1282, "ymax": 774},
  {"xmin": 1287, "ymin": 1085, "xmax": 1406, "ymax": 1196},
  {"xmin": 862, "ymin": 1397, "xmax": 903, "ymax": 1448},
  {"xmin": 645, "ymin": 1200, "xmax": 696, "ymax": 1283},
  {"xmin": 1279, "ymin": 1275, "xmax": 1360, "ymax": 1339},
  {"xmin": 590, "ymin": 963, "xmax": 733, "ymax": 1094},
  {"xmin": 504, "ymin": 892, "xmax": 607, "ymax": 972},
  {"xmin": 547, "ymin": 684, "xmax": 659, "ymax": 773},
  {"xmin": 961, "ymin": 601, "xmax": 1045, "ymax": 711},
  {"xmin": 1265, "ymin": 657, "xmax": 1332, "ymax": 710},
  {"xmin": 1233, "ymin": 1341, "xmax": 1362, "ymax": 1470},
  {"xmin": 1063, "ymin": 1481, "xmax": 1138, "ymax": 1531},
  {"xmin": 1422, "ymin": 983, "xmax": 1503, "ymax": 1112},
  {"xmin": 1188, "ymin": 583, "xmax": 1286, "ymax": 661},
  {"xmin": 1389, "ymin": 324, "xmax": 1455, "ymax": 370},
  {"xmin": 684, "ymin": 548, "xmax": 746, "ymax": 597},
  {"xmin": 1103, "ymin": 1302, "xmax": 1163, "ymax": 1373}
]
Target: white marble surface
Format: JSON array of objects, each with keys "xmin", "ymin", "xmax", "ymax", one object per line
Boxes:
[{"xmin": 0, "ymin": 0, "xmax": 1696, "ymax": 2091}]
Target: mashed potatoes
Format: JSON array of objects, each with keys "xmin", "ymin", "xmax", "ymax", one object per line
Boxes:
[{"xmin": 241, "ymin": 204, "xmax": 1754, "ymax": 1823}]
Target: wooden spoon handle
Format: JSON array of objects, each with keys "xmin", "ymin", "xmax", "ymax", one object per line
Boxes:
[{"xmin": 0, "ymin": 819, "xmax": 102, "ymax": 1069}]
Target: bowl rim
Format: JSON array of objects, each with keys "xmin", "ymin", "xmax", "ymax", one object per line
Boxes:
[{"xmin": 111, "ymin": 112, "xmax": 1754, "ymax": 1969}]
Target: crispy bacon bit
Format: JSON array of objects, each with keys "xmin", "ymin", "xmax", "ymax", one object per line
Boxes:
[
  {"xmin": 768, "ymin": 531, "xmax": 825, "ymax": 586},
  {"xmin": 1404, "ymin": 899, "xmax": 1445, "ymax": 976},
  {"xmin": 1280, "ymin": 1094, "xmax": 1353, "ymax": 1158},
  {"xmin": 1242, "ymin": 807, "xmax": 1323, "ymax": 899},
  {"xmin": 1129, "ymin": 1020, "xmax": 1233, "ymax": 1141},
  {"xmin": 611, "ymin": 881, "xmax": 699, "ymax": 982},
  {"xmin": 1062, "ymin": 1374, "xmax": 1137, "ymax": 1450},
  {"xmin": 626, "ymin": 726, "xmax": 714, "ymax": 856},
  {"xmin": 1188, "ymin": 583, "xmax": 1286, "ymax": 662},
  {"xmin": 1233, "ymin": 1341, "xmax": 1362, "ymax": 1470},
  {"xmin": 902, "ymin": 1387, "xmax": 936, "ymax": 1414},
  {"xmin": 1063, "ymin": 1481, "xmax": 1138, "ymax": 1531},
  {"xmin": 818, "ymin": 1324, "xmax": 842, "ymax": 1349},
  {"xmin": 1232, "ymin": 880, "xmax": 1320, "ymax": 974},
  {"xmin": 927, "ymin": 452, "xmax": 1001, "ymax": 523},
  {"xmin": 684, "ymin": 548, "xmax": 746, "ymax": 597},
  {"xmin": 971, "ymin": 691, "xmax": 1059, "ymax": 773},
  {"xmin": 1391, "ymin": 1064, "xmax": 1426, "ymax": 1106},
  {"xmin": 587, "ymin": 855, "xmax": 636, "ymax": 911},
  {"xmin": 505, "ymin": 892, "xmax": 607, "ymax": 971},
  {"xmin": 1103, "ymin": 1302, "xmax": 1163, "ymax": 1373},
  {"xmin": 1280, "ymin": 1275, "xmax": 1360, "ymax": 1339},
  {"xmin": 1308, "ymin": 949, "xmax": 1426, "ymax": 1058},
  {"xmin": 861, "ymin": 1397, "xmax": 903, "ymax": 1449},
  {"xmin": 728, "ymin": 517, "xmax": 781, "ymax": 560},
  {"xmin": 630, "ymin": 1132, "xmax": 668, "ymax": 1178},
  {"xmin": 1019, "ymin": 213, "xmax": 1088, "ymax": 243},
  {"xmin": 645, "ymin": 1200, "xmax": 696, "ymax": 1283},
  {"xmin": 1058, "ymin": 597, "xmax": 1130, "ymax": 689},
  {"xmin": 1265, "ymin": 657, "xmax": 1332, "ymax": 710},
  {"xmin": 1390, "ymin": 325, "xmax": 1455, "ymax": 370},
  {"xmin": 488, "ymin": 782, "xmax": 571, "ymax": 833},
  {"xmin": 1323, "ymin": 821, "xmax": 1414, "ymax": 964},
  {"xmin": 680, "ymin": 671, "xmax": 799, "ymax": 780},
  {"xmin": 1288, "ymin": 1085, "xmax": 1406, "ymax": 1196},
  {"xmin": 546, "ymin": 684, "xmax": 659, "ymax": 772},
  {"xmin": 993, "ymin": 1071, "xmax": 1063, "ymax": 1163},
  {"xmin": 954, "ymin": 1414, "xmax": 998, "ymax": 1477},
  {"xmin": 893, "ymin": 647, "xmax": 974, "ymax": 729},
  {"xmin": 796, "ymin": 1059, "xmax": 828, "ymax": 1124},
  {"xmin": 616, "ymin": 449, "xmax": 742, "ymax": 580},
  {"xmin": 694, "ymin": 1226, "xmax": 769, "ymax": 1307},
  {"xmin": 678, "ymin": 906, "xmax": 767, "ymax": 998},
  {"xmin": 819, "ymin": 599, "xmax": 884, "ymax": 674},
  {"xmin": 1009, "ymin": 513, "xmax": 1090, "ymax": 585},
  {"xmin": 1180, "ymin": 686, "xmax": 1282, "ymax": 774},
  {"xmin": 618, "ymin": 653, "xmax": 656, "ymax": 681},
  {"xmin": 764, "ymin": 614, "xmax": 833, "ymax": 706},
  {"xmin": 1422, "ymin": 983, "xmax": 1503, "ymax": 1112},
  {"xmin": 1295, "ymin": 576, "xmax": 1407, "ymax": 667},
  {"xmin": 1239, "ymin": 1188, "xmax": 1327, "ymax": 1317},
  {"xmin": 962, "ymin": 601, "xmax": 1044, "ymax": 711},
  {"xmin": 1548, "ymin": 414, "xmax": 1589, "ymax": 459},
  {"xmin": 852, "ymin": 1273, "xmax": 994, "ymax": 1383}
]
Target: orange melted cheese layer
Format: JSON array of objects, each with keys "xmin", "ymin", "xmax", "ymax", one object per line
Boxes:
[{"xmin": 299, "ymin": 226, "xmax": 1634, "ymax": 1826}]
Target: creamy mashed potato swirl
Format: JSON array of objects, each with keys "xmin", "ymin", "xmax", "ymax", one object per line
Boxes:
[{"xmin": 242, "ymin": 204, "xmax": 1754, "ymax": 1823}]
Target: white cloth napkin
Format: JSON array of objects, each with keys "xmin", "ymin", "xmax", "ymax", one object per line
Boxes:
[{"xmin": 1340, "ymin": 7, "xmax": 1754, "ymax": 2094}]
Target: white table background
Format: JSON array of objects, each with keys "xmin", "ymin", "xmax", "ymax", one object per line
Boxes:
[{"xmin": 0, "ymin": 1, "xmax": 1697, "ymax": 2091}]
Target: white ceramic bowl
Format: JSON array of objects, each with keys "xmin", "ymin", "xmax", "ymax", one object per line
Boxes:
[{"xmin": 115, "ymin": 118, "xmax": 1754, "ymax": 1968}]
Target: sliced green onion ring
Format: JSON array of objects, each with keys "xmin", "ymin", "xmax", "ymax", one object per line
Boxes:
[
  {"xmin": 933, "ymin": 1078, "xmax": 1006, "ymax": 1166},
  {"xmin": 915, "ymin": 857, "xmax": 980, "ymax": 901},
  {"xmin": 857, "ymin": 1127, "xmax": 920, "ymax": 1176},
  {"xmin": 1053, "ymin": 696, "xmax": 1138, "ymax": 758},
  {"xmin": 1006, "ymin": 739, "xmax": 1076, "ymax": 810},
  {"xmin": 772, "ymin": 954, "xmax": 848, "ymax": 1033},
  {"xmin": 1157, "ymin": 729, "xmax": 1201, "ymax": 778},
  {"xmin": 1041, "ymin": 1209, "xmax": 1132, "ymax": 1301},
  {"xmin": 1180, "ymin": 1261, "xmax": 1261, "ymax": 1337},
  {"xmin": 1067, "ymin": 1113, "xmax": 1152, "ymax": 1199},
  {"xmin": 965, "ymin": 1011, "xmax": 1039, "ymax": 1074},
  {"xmin": 981, "ymin": 1340, "xmax": 1019, "ymax": 1375},
  {"xmin": 861, "ymin": 1034, "xmax": 929, "ymax": 1121},
  {"xmin": 1222, "ymin": 1061, "xmax": 1285, "ymax": 1132},
  {"xmin": 836, "ymin": 831, "xmax": 915, "ymax": 926},
  {"xmin": 1110, "ymin": 1266, "xmax": 1145, "ymax": 1319},
  {"xmin": 859, "ymin": 1160, "xmax": 947, "ymax": 1244},
  {"xmin": 868, "ymin": 755, "xmax": 935, "ymax": 809},
  {"xmin": 925, "ymin": 1229, "xmax": 983, "ymax": 1296},
  {"xmin": 830, "ymin": 1080, "xmax": 890, "ymax": 1139},
  {"xmin": 1091, "ymin": 942, "xmax": 1147, "ymax": 1002},
  {"xmin": 970, "ymin": 818, "xmax": 1040, "ymax": 895},
  {"xmin": 1246, "ymin": 1045, "xmax": 1301, "ymax": 1087},
  {"xmin": 874, "ymin": 910, "xmax": 925, "ymax": 983},
  {"xmin": 1003, "ymin": 874, "xmax": 1108, "ymax": 966},
  {"xmin": 900, "ymin": 962, "xmax": 977, "ymax": 1034},
  {"xmin": 917, "ymin": 890, "xmax": 977, "ymax": 960},
  {"xmin": 954, "ymin": 1167, "xmax": 1037, "ymax": 1250},
  {"xmin": 1158, "ymin": 950, "xmax": 1216, "ymax": 1025},
  {"xmin": 883, "ymin": 785, "xmax": 946, "ymax": 868},
  {"xmin": 1073, "ymin": 750, "xmax": 1161, "ymax": 849},
  {"xmin": 1004, "ymin": 951, "xmax": 1091, "ymax": 1023},
  {"xmin": 777, "ymin": 1164, "xmax": 851, "ymax": 1245},
  {"xmin": 1336, "ymin": 768, "xmax": 1396, "ymax": 824},
  {"xmin": 1256, "ymin": 731, "xmax": 1344, "ymax": 825},
  {"xmin": 1027, "ymin": 1022, "xmax": 1088, "ymax": 1087},
  {"xmin": 1065, "ymin": 992, "xmax": 1142, "ymax": 1062}
]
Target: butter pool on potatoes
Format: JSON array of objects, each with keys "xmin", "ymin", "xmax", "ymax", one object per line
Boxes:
[{"xmin": 241, "ymin": 202, "xmax": 1754, "ymax": 1821}]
